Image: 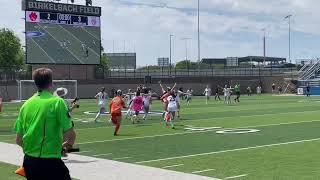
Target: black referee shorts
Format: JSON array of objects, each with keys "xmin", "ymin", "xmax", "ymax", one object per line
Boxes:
[{"xmin": 23, "ymin": 155, "xmax": 71, "ymax": 180}]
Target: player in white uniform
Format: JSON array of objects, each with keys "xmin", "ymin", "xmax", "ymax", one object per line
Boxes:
[
  {"xmin": 223, "ymin": 85, "xmax": 232, "ymax": 104},
  {"xmin": 165, "ymin": 91, "xmax": 178, "ymax": 129},
  {"xmin": 186, "ymin": 89, "xmax": 193, "ymax": 106},
  {"xmin": 94, "ymin": 87, "xmax": 108, "ymax": 123},
  {"xmin": 203, "ymin": 85, "xmax": 212, "ymax": 105},
  {"xmin": 125, "ymin": 89, "xmax": 135, "ymax": 118},
  {"xmin": 142, "ymin": 89, "xmax": 152, "ymax": 120},
  {"xmin": 257, "ymin": 86, "xmax": 262, "ymax": 95}
]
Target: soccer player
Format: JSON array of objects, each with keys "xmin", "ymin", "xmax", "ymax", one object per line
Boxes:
[
  {"xmin": 131, "ymin": 91, "xmax": 143, "ymax": 123},
  {"xmin": 125, "ymin": 89, "xmax": 135, "ymax": 118},
  {"xmin": 109, "ymin": 90, "xmax": 126, "ymax": 136},
  {"xmin": 272, "ymin": 83, "xmax": 276, "ymax": 94},
  {"xmin": 306, "ymin": 84, "xmax": 311, "ymax": 97},
  {"xmin": 223, "ymin": 85, "xmax": 228, "ymax": 104},
  {"xmin": 203, "ymin": 85, "xmax": 212, "ymax": 104},
  {"xmin": 159, "ymin": 82, "xmax": 177, "ymax": 116},
  {"xmin": 214, "ymin": 86, "xmax": 221, "ymax": 101},
  {"xmin": 257, "ymin": 85, "xmax": 262, "ymax": 95},
  {"xmin": 142, "ymin": 89, "xmax": 152, "ymax": 120},
  {"xmin": 247, "ymin": 86, "xmax": 252, "ymax": 96},
  {"xmin": 278, "ymin": 86, "xmax": 283, "ymax": 94},
  {"xmin": 94, "ymin": 87, "xmax": 108, "ymax": 123},
  {"xmin": 165, "ymin": 91, "xmax": 178, "ymax": 129},
  {"xmin": 186, "ymin": 89, "xmax": 193, "ymax": 106},
  {"xmin": 234, "ymin": 83, "xmax": 241, "ymax": 103}
]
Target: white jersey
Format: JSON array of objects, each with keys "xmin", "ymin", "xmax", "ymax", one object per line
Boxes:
[
  {"xmin": 143, "ymin": 94, "xmax": 152, "ymax": 107},
  {"xmin": 223, "ymin": 88, "xmax": 231, "ymax": 96},
  {"xmin": 204, "ymin": 88, "xmax": 211, "ymax": 96},
  {"xmin": 167, "ymin": 95, "xmax": 178, "ymax": 112},
  {"xmin": 257, "ymin": 87, "xmax": 262, "ymax": 94},
  {"xmin": 186, "ymin": 90, "xmax": 193, "ymax": 98},
  {"xmin": 95, "ymin": 92, "xmax": 108, "ymax": 107}
]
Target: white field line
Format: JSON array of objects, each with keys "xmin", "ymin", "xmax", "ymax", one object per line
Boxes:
[
  {"xmin": 76, "ymin": 109, "xmax": 320, "ymax": 131},
  {"xmin": 135, "ymin": 138, "xmax": 320, "ymax": 164},
  {"xmin": 224, "ymin": 174, "xmax": 248, "ymax": 179},
  {"xmin": 73, "ymin": 150, "xmax": 91, "ymax": 154},
  {"xmin": 93, "ymin": 153, "xmax": 112, "ymax": 157},
  {"xmin": 29, "ymin": 37, "xmax": 56, "ymax": 63},
  {"xmin": 37, "ymin": 23, "xmax": 84, "ymax": 64},
  {"xmin": 113, "ymin": 157, "xmax": 132, "ymax": 160},
  {"xmin": 77, "ymin": 119, "xmax": 320, "ymax": 145},
  {"xmin": 58, "ymin": 25, "xmax": 100, "ymax": 57},
  {"xmin": 162, "ymin": 164, "xmax": 184, "ymax": 169},
  {"xmin": 191, "ymin": 169, "xmax": 215, "ymax": 174},
  {"xmin": 80, "ymin": 26, "xmax": 100, "ymax": 41}
]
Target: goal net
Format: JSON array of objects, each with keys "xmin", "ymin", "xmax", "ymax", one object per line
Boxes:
[{"xmin": 17, "ymin": 80, "xmax": 78, "ymax": 101}]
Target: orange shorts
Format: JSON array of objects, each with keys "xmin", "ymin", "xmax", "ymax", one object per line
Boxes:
[{"xmin": 111, "ymin": 112, "xmax": 122, "ymax": 124}]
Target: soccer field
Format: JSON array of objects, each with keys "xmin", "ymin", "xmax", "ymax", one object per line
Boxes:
[{"xmin": 1, "ymin": 95, "xmax": 320, "ymax": 179}]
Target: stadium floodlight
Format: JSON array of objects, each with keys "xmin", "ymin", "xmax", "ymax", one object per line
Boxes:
[
  {"xmin": 285, "ymin": 14, "xmax": 292, "ymax": 64},
  {"xmin": 169, "ymin": 34, "xmax": 174, "ymax": 76},
  {"xmin": 17, "ymin": 80, "xmax": 78, "ymax": 101},
  {"xmin": 181, "ymin": 37, "xmax": 191, "ymax": 61}
]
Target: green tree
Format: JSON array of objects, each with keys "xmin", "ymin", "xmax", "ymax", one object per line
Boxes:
[
  {"xmin": 100, "ymin": 53, "xmax": 110, "ymax": 69},
  {"xmin": 176, "ymin": 60, "xmax": 192, "ymax": 69},
  {"xmin": 0, "ymin": 28, "xmax": 24, "ymax": 100},
  {"xmin": 0, "ymin": 28, "xmax": 24, "ymax": 68}
]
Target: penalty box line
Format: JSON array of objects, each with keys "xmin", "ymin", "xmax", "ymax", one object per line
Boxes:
[
  {"xmin": 76, "ymin": 119, "xmax": 320, "ymax": 145},
  {"xmin": 76, "ymin": 109, "xmax": 320, "ymax": 131}
]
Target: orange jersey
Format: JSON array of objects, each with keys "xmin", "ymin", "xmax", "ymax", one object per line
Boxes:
[
  {"xmin": 110, "ymin": 96, "xmax": 126, "ymax": 114},
  {"xmin": 160, "ymin": 92, "xmax": 170, "ymax": 103}
]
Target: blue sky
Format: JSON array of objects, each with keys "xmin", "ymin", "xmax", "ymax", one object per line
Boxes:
[{"xmin": 1, "ymin": 0, "xmax": 320, "ymax": 65}]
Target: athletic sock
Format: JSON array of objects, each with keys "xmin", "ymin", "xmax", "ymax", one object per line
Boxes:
[{"xmin": 114, "ymin": 124, "xmax": 120, "ymax": 135}]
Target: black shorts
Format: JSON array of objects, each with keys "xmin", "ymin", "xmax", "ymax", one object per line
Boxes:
[
  {"xmin": 23, "ymin": 155, "xmax": 71, "ymax": 180},
  {"xmin": 236, "ymin": 92, "xmax": 240, "ymax": 96}
]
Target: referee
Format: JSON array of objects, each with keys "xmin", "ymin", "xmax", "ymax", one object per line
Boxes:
[{"xmin": 14, "ymin": 68, "xmax": 76, "ymax": 180}]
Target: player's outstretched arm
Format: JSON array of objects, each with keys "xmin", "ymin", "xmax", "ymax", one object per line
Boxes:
[
  {"xmin": 159, "ymin": 82, "xmax": 165, "ymax": 93},
  {"xmin": 172, "ymin": 83, "xmax": 177, "ymax": 91}
]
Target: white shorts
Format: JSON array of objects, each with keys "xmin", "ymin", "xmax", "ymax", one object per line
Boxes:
[{"xmin": 167, "ymin": 106, "xmax": 178, "ymax": 112}]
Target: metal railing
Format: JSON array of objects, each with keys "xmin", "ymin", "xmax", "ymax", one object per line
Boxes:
[{"xmin": 103, "ymin": 67, "xmax": 296, "ymax": 78}]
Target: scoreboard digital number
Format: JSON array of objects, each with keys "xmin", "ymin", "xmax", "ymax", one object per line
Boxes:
[{"xmin": 26, "ymin": 11, "xmax": 100, "ymax": 27}]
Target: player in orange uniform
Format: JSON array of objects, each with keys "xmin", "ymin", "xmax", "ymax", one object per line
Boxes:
[
  {"xmin": 159, "ymin": 82, "xmax": 177, "ymax": 117},
  {"xmin": 109, "ymin": 90, "xmax": 126, "ymax": 136}
]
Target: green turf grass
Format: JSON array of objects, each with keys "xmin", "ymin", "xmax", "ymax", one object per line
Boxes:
[
  {"xmin": 1, "ymin": 94, "xmax": 320, "ymax": 179},
  {"xmin": 0, "ymin": 162, "xmax": 24, "ymax": 180}
]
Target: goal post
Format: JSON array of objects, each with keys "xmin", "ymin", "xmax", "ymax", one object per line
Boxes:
[{"xmin": 17, "ymin": 80, "xmax": 78, "ymax": 101}]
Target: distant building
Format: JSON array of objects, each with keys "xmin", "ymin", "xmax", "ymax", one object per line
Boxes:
[
  {"xmin": 158, "ymin": 57, "xmax": 169, "ymax": 67},
  {"xmin": 106, "ymin": 53, "xmax": 136, "ymax": 70}
]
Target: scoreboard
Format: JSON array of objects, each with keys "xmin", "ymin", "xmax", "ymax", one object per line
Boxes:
[
  {"xmin": 24, "ymin": 0, "xmax": 102, "ymax": 65},
  {"xmin": 26, "ymin": 11, "xmax": 100, "ymax": 27}
]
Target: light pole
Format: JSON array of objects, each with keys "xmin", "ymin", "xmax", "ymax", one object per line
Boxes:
[
  {"xmin": 285, "ymin": 15, "xmax": 292, "ymax": 64},
  {"xmin": 197, "ymin": 0, "xmax": 201, "ymax": 74},
  {"xmin": 169, "ymin": 34, "xmax": 174, "ymax": 76},
  {"xmin": 181, "ymin": 37, "xmax": 191, "ymax": 70},
  {"xmin": 262, "ymin": 28, "xmax": 266, "ymax": 66},
  {"xmin": 181, "ymin": 38, "xmax": 191, "ymax": 61}
]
